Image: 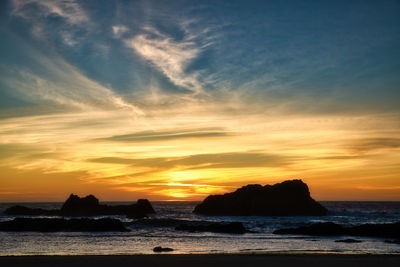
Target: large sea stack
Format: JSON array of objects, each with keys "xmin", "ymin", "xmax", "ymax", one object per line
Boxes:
[{"xmin": 193, "ymin": 179, "xmax": 327, "ymax": 216}]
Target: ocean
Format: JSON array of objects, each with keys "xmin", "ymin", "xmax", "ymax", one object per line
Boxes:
[{"xmin": 0, "ymin": 201, "xmax": 399, "ymax": 255}]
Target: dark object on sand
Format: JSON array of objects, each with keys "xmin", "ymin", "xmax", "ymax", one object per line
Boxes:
[
  {"xmin": 153, "ymin": 246, "xmax": 174, "ymax": 252},
  {"xmin": 274, "ymin": 221, "xmax": 400, "ymax": 239},
  {"xmin": 4, "ymin": 194, "xmax": 155, "ymax": 218},
  {"xmin": 0, "ymin": 217, "xmax": 129, "ymax": 232},
  {"xmin": 193, "ymin": 179, "xmax": 327, "ymax": 216},
  {"xmin": 176, "ymin": 221, "xmax": 246, "ymax": 234},
  {"xmin": 335, "ymin": 238, "xmax": 362, "ymax": 243}
]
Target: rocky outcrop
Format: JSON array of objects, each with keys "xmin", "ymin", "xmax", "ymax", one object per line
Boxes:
[
  {"xmin": 126, "ymin": 199, "xmax": 155, "ymax": 219},
  {"xmin": 0, "ymin": 217, "xmax": 129, "ymax": 232},
  {"xmin": 60, "ymin": 194, "xmax": 100, "ymax": 216},
  {"xmin": 273, "ymin": 221, "xmax": 400, "ymax": 239},
  {"xmin": 60, "ymin": 194, "xmax": 155, "ymax": 217},
  {"xmin": 175, "ymin": 221, "xmax": 246, "ymax": 234},
  {"xmin": 4, "ymin": 194, "xmax": 155, "ymax": 218},
  {"xmin": 193, "ymin": 180, "xmax": 327, "ymax": 216}
]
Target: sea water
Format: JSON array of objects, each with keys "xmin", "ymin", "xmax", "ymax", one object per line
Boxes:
[{"xmin": 0, "ymin": 201, "xmax": 399, "ymax": 255}]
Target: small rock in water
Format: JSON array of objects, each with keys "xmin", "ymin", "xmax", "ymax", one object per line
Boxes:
[
  {"xmin": 335, "ymin": 238, "xmax": 362, "ymax": 243},
  {"xmin": 153, "ymin": 246, "xmax": 174, "ymax": 252}
]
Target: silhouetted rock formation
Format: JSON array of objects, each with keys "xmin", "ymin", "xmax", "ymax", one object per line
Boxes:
[
  {"xmin": 273, "ymin": 221, "xmax": 400, "ymax": 239},
  {"xmin": 4, "ymin": 194, "xmax": 155, "ymax": 218},
  {"xmin": 193, "ymin": 180, "xmax": 327, "ymax": 216},
  {"xmin": 60, "ymin": 194, "xmax": 155, "ymax": 217},
  {"xmin": 60, "ymin": 194, "xmax": 100, "ymax": 216},
  {"xmin": 175, "ymin": 221, "xmax": 246, "ymax": 234},
  {"xmin": 153, "ymin": 246, "xmax": 174, "ymax": 252},
  {"xmin": 126, "ymin": 199, "xmax": 155, "ymax": 219},
  {"xmin": 0, "ymin": 217, "xmax": 129, "ymax": 232}
]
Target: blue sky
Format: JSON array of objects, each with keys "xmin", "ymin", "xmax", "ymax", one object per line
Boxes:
[
  {"xmin": 0, "ymin": 0, "xmax": 399, "ymax": 201},
  {"xmin": 1, "ymin": 0, "xmax": 399, "ymax": 115}
]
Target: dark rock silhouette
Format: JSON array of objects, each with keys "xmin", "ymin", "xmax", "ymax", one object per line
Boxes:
[
  {"xmin": 175, "ymin": 221, "xmax": 246, "ymax": 234},
  {"xmin": 273, "ymin": 221, "xmax": 400, "ymax": 239},
  {"xmin": 0, "ymin": 217, "xmax": 129, "ymax": 232},
  {"xmin": 4, "ymin": 194, "xmax": 155, "ymax": 218},
  {"xmin": 60, "ymin": 194, "xmax": 155, "ymax": 217},
  {"xmin": 153, "ymin": 246, "xmax": 174, "ymax": 252},
  {"xmin": 126, "ymin": 199, "xmax": 155, "ymax": 219},
  {"xmin": 60, "ymin": 194, "xmax": 100, "ymax": 216},
  {"xmin": 193, "ymin": 180, "xmax": 327, "ymax": 216}
]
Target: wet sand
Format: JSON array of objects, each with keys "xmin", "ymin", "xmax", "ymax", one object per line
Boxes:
[{"xmin": 1, "ymin": 254, "xmax": 399, "ymax": 267}]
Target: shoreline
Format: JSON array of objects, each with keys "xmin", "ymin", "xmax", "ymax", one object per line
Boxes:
[
  {"xmin": 1, "ymin": 253, "xmax": 400, "ymax": 267},
  {"xmin": 2, "ymin": 251, "xmax": 400, "ymax": 256}
]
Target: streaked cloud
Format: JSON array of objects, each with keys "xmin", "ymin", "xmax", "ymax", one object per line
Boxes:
[
  {"xmin": 356, "ymin": 185, "xmax": 400, "ymax": 191},
  {"xmin": 125, "ymin": 26, "xmax": 204, "ymax": 94},
  {"xmin": 350, "ymin": 137, "xmax": 400, "ymax": 153},
  {"xmin": 89, "ymin": 151, "xmax": 293, "ymax": 170},
  {"xmin": 11, "ymin": 0, "xmax": 89, "ymax": 25},
  {"xmin": 95, "ymin": 128, "xmax": 230, "ymax": 143},
  {"xmin": 2, "ymin": 47, "xmax": 143, "ymax": 115},
  {"xmin": 112, "ymin": 25, "xmax": 129, "ymax": 38}
]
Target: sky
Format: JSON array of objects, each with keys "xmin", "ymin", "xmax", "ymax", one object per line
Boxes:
[{"xmin": 0, "ymin": 0, "xmax": 399, "ymax": 202}]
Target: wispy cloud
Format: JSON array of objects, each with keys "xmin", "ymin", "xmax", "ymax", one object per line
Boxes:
[
  {"xmin": 11, "ymin": 0, "xmax": 90, "ymax": 47},
  {"xmin": 11, "ymin": 0, "xmax": 89, "ymax": 25},
  {"xmin": 61, "ymin": 31, "xmax": 78, "ymax": 46},
  {"xmin": 125, "ymin": 26, "xmax": 204, "ymax": 94},
  {"xmin": 95, "ymin": 128, "xmax": 230, "ymax": 143},
  {"xmin": 356, "ymin": 185, "xmax": 400, "ymax": 191},
  {"xmin": 89, "ymin": 151, "xmax": 293, "ymax": 170},
  {"xmin": 2, "ymin": 45, "xmax": 144, "ymax": 115},
  {"xmin": 349, "ymin": 137, "xmax": 400, "ymax": 153},
  {"xmin": 112, "ymin": 25, "xmax": 129, "ymax": 38}
]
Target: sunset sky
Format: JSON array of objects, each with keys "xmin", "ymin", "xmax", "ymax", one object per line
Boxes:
[{"xmin": 0, "ymin": 0, "xmax": 399, "ymax": 202}]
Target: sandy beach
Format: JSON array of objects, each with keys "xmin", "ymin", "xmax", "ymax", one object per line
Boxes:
[{"xmin": 1, "ymin": 254, "xmax": 399, "ymax": 267}]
